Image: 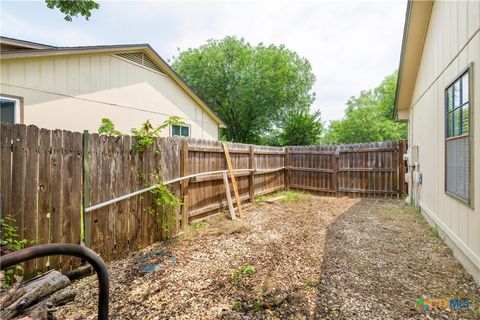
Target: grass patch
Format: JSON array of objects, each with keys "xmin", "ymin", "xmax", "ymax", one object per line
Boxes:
[
  {"xmin": 184, "ymin": 214, "xmax": 251, "ymax": 240},
  {"xmin": 256, "ymin": 190, "xmax": 310, "ymax": 204},
  {"xmin": 190, "ymin": 221, "xmax": 208, "ymax": 230},
  {"xmin": 255, "ymin": 194, "xmax": 269, "ymax": 204},
  {"xmin": 305, "ymin": 279, "xmax": 320, "ymax": 288},
  {"xmin": 278, "ymin": 190, "xmax": 309, "ymax": 203},
  {"xmin": 232, "ymin": 264, "xmax": 255, "ymax": 284},
  {"xmin": 231, "ymin": 300, "xmax": 242, "ymax": 311}
]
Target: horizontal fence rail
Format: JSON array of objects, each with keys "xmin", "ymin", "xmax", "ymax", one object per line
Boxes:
[{"xmin": 0, "ymin": 123, "xmax": 406, "ymax": 276}]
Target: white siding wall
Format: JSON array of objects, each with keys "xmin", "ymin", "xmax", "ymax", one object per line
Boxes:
[
  {"xmin": 0, "ymin": 53, "xmax": 219, "ymax": 139},
  {"xmin": 410, "ymin": 0, "xmax": 480, "ymax": 278}
]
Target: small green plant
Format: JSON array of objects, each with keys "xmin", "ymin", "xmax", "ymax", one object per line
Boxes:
[
  {"xmin": 148, "ymin": 182, "xmax": 182, "ymax": 237},
  {"xmin": 255, "ymin": 194, "xmax": 268, "ymax": 204},
  {"xmin": 231, "ymin": 300, "xmax": 242, "ymax": 311},
  {"xmin": 305, "ymin": 279, "xmax": 319, "ymax": 288},
  {"xmin": 131, "ymin": 117, "xmax": 184, "ymax": 152},
  {"xmin": 190, "ymin": 221, "xmax": 208, "ymax": 230},
  {"xmin": 446, "ymin": 245, "xmax": 454, "ymax": 255},
  {"xmin": 98, "ymin": 118, "xmax": 122, "ymax": 136},
  {"xmin": 254, "ymin": 300, "xmax": 262, "ymax": 311},
  {"xmin": 428, "ymin": 224, "xmax": 441, "ymax": 239},
  {"xmin": 1, "ymin": 215, "xmax": 28, "ymax": 288},
  {"xmin": 232, "ymin": 264, "xmax": 255, "ymax": 283}
]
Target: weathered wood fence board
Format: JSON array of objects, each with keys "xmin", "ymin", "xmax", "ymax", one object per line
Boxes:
[
  {"xmin": 1, "ymin": 123, "xmax": 406, "ymax": 276},
  {"xmin": 0, "ymin": 124, "xmax": 83, "ymax": 275}
]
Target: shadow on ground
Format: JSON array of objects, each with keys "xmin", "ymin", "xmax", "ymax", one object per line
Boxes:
[{"xmin": 314, "ymin": 199, "xmax": 480, "ymax": 320}]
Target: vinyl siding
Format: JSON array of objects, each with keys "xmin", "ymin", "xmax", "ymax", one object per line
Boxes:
[
  {"xmin": 0, "ymin": 52, "xmax": 219, "ymax": 139},
  {"xmin": 409, "ymin": 0, "xmax": 480, "ymax": 274}
]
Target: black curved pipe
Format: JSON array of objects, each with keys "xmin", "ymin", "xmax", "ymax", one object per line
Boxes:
[{"xmin": 0, "ymin": 244, "xmax": 109, "ymax": 320}]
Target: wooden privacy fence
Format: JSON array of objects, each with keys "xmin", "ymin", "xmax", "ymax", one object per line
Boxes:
[
  {"xmin": 287, "ymin": 141, "xmax": 407, "ymax": 197},
  {"xmin": 0, "ymin": 123, "xmax": 406, "ymax": 275}
]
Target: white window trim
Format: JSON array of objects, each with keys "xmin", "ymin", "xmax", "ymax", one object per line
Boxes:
[
  {"xmin": 1, "ymin": 96, "xmax": 21, "ymax": 124},
  {"xmin": 170, "ymin": 124, "xmax": 191, "ymax": 137}
]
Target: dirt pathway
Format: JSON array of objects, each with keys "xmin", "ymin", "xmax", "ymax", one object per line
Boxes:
[{"xmin": 53, "ymin": 194, "xmax": 479, "ymax": 319}]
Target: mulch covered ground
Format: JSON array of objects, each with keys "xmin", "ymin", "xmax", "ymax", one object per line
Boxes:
[{"xmin": 53, "ymin": 194, "xmax": 480, "ymax": 319}]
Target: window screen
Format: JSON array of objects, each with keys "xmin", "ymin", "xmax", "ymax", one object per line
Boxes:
[
  {"xmin": 172, "ymin": 125, "xmax": 190, "ymax": 137},
  {"xmin": 445, "ymin": 69, "xmax": 471, "ymax": 203}
]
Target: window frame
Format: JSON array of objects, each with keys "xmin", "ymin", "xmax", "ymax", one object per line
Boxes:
[
  {"xmin": 0, "ymin": 94, "xmax": 23, "ymax": 124},
  {"xmin": 444, "ymin": 63, "xmax": 474, "ymax": 208},
  {"xmin": 170, "ymin": 124, "xmax": 191, "ymax": 137}
]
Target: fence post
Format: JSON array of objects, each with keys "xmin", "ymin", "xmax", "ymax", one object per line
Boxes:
[
  {"xmin": 398, "ymin": 140, "xmax": 407, "ymax": 197},
  {"xmin": 332, "ymin": 150, "xmax": 338, "ymax": 196},
  {"xmin": 284, "ymin": 147, "xmax": 290, "ymax": 191},
  {"xmin": 180, "ymin": 138, "xmax": 190, "ymax": 230},
  {"xmin": 82, "ymin": 130, "xmax": 91, "ymax": 248},
  {"xmin": 248, "ymin": 145, "xmax": 255, "ymax": 203}
]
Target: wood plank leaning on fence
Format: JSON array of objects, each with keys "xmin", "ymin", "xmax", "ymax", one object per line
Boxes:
[{"xmin": 222, "ymin": 142, "xmax": 244, "ymax": 219}]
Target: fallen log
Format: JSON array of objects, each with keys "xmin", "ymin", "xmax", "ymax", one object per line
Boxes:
[
  {"xmin": 44, "ymin": 289, "xmax": 77, "ymax": 307},
  {"xmin": 0, "ymin": 285, "xmax": 27, "ymax": 311},
  {"xmin": 16, "ymin": 304, "xmax": 48, "ymax": 320},
  {"xmin": 65, "ymin": 265, "xmax": 93, "ymax": 281},
  {"xmin": 0, "ymin": 281, "xmax": 21, "ymax": 308},
  {"xmin": 0, "ymin": 270, "xmax": 70, "ymax": 320},
  {"xmin": 18, "ymin": 289, "xmax": 77, "ymax": 320}
]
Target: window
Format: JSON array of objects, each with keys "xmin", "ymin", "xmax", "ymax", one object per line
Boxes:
[
  {"xmin": 445, "ymin": 68, "xmax": 472, "ymax": 204},
  {"xmin": 171, "ymin": 124, "xmax": 190, "ymax": 137},
  {"xmin": 0, "ymin": 96, "xmax": 21, "ymax": 124}
]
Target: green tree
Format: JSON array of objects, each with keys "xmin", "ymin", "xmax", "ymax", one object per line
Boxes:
[
  {"xmin": 45, "ymin": 0, "xmax": 100, "ymax": 21},
  {"xmin": 171, "ymin": 37, "xmax": 316, "ymax": 143},
  {"xmin": 278, "ymin": 110, "xmax": 324, "ymax": 146},
  {"xmin": 323, "ymin": 72, "xmax": 407, "ymax": 144}
]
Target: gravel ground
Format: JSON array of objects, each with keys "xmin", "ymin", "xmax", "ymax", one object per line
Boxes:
[
  {"xmin": 53, "ymin": 194, "xmax": 479, "ymax": 319},
  {"xmin": 315, "ymin": 199, "xmax": 480, "ymax": 319}
]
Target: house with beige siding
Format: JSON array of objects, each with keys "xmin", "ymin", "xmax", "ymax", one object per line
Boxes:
[
  {"xmin": 395, "ymin": 0, "xmax": 479, "ymax": 283},
  {"xmin": 0, "ymin": 37, "xmax": 225, "ymax": 139}
]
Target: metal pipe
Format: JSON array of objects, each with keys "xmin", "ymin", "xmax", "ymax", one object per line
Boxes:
[
  {"xmin": 85, "ymin": 168, "xmax": 254, "ymax": 213},
  {"xmin": 84, "ymin": 167, "xmax": 285, "ymax": 213},
  {"xmin": 0, "ymin": 244, "xmax": 109, "ymax": 320}
]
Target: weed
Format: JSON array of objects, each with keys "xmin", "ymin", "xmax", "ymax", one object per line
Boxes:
[
  {"xmin": 190, "ymin": 221, "xmax": 208, "ymax": 230},
  {"xmin": 231, "ymin": 300, "xmax": 242, "ymax": 311},
  {"xmin": 0, "ymin": 215, "xmax": 28, "ymax": 288},
  {"xmin": 131, "ymin": 117, "xmax": 184, "ymax": 152},
  {"xmin": 446, "ymin": 245, "xmax": 454, "ymax": 255},
  {"xmin": 305, "ymin": 279, "xmax": 319, "ymax": 288},
  {"xmin": 98, "ymin": 118, "xmax": 122, "ymax": 136},
  {"xmin": 255, "ymin": 194, "xmax": 268, "ymax": 204},
  {"xmin": 256, "ymin": 190, "xmax": 309, "ymax": 205},
  {"xmin": 254, "ymin": 300, "xmax": 262, "ymax": 311},
  {"xmin": 428, "ymin": 225, "xmax": 441, "ymax": 240},
  {"xmin": 232, "ymin": 265, "xmax": 255, "ymax": 283},
  {"xmin": 279, "ymin": 190, "xmax": 309, "ymax": 203}
]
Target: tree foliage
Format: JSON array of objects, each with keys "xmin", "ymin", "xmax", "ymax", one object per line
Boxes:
[
  {"xmin": 171, "ymin": 36, "xmax": 316, "ymax": 143},
  {"xmin": 45, "ymin": 0, "xmax": 100, "ymax": 21},
  {"xmin": 322, "ymin": 72, "xmax": 407, "ymax": 144},
  {"xmin": 278, "ymin": 110, "xmax": 324, "ymax": 146}
]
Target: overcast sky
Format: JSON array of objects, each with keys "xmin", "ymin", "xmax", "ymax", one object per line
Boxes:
[{"xmin": 0, "ymin": 0, "xmax": 407, "ymax": 123}]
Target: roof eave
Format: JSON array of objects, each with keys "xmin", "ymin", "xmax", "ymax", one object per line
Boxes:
[{"xmin": 394, "ymin": 0, "xmax": 434, "ymax": 121}]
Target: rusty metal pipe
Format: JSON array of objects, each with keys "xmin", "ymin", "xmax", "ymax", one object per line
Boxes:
[{"xmin": 0, "ymin": 244, "xmax": 109, "ymax": 320}]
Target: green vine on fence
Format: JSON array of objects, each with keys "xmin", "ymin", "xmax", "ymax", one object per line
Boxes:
[
  {"xmin": 98, "ymin": 118, "xmax": 122, "ymax": 136},
  {"xmin": 0, "ymin": 215, "xmax": 28, "ymax": 288},
  {"xmin": 130, "ymin": 117, "xmax": 183, "ymax": 152},
  {"xmin": 148, "ymin": 177, "xmax": 182, "ymax": 237},
  {"xmin": 98, "ymin": 117, "xmax": 185, "ymax": 238}
]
